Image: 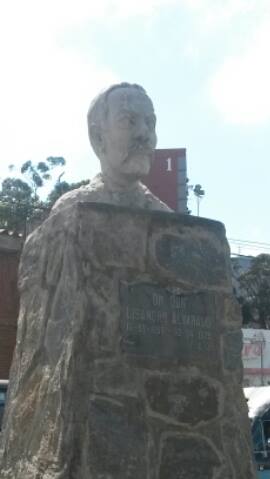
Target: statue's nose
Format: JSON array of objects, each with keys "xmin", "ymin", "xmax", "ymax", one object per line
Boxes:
[{"xmin": 135, "ymin": 120, "xmax": 151, "ymax": 141}]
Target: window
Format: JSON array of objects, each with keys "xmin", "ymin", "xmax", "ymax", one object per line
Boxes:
[
  {"xmin": 252, "ymin": 419, "xmax": 265, "ymax": 452},
  {"xmin": 0, "ymin": 391, "xmax": 6, "ymax": 403}
]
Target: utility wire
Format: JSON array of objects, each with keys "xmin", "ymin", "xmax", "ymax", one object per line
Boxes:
[
  {"xmin": 228, "ymin": 238, "xmax": 270, "ymax": 247},
  {"xmin": 228, "ymin": 238, "xmax": 270, "ymax": 255}
]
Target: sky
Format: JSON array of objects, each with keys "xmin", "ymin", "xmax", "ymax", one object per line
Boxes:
[{"xmin": 0, "ymin": 0, "xmax": 269, "ymax": 256}]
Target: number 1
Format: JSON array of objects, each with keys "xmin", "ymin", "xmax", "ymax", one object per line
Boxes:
[{"xmin": 166, "ymin": 157, "xmax": 172, "ymax": 172}]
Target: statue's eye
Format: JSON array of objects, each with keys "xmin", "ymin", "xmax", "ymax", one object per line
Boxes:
[{"xmin": 118, "ymin": 115, "xmax": 136, "ymax": 128}]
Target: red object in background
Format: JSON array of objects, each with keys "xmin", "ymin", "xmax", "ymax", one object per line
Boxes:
[
  {"xmin": 0, "ymin": 251, "xmax": 20, "ymax": 378},
  {"xmin": 143, "ymin": 148, "xmax": 187, "ymax": 212}
]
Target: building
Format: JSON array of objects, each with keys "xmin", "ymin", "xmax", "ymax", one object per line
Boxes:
[
  {"xmin": 0, "ymin": 230, "xmax": 22, "ymax": 379},
  {"xmin": 242, "ymin": 329, "xmax": 270, "ymax": 387},
  {"xmin": 231, "ymin": 254, "xmax": 253, "ymax": 297},
  {"xmin": 143, "ymin": 148, "xmax": 187, "ymax": 212}
]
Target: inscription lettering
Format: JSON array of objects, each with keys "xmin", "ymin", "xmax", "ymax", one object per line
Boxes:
[
  {"xmin": 120, "ymin": 283, "xmax": 219, "ymax": 360},
  {"xmin": 152, "ymin": 293, "xmax": 164, "ymax": 307}
]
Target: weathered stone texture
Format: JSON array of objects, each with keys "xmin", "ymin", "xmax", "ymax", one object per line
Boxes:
[
  {"xmin": 0, "ymin": 204, "xmax": 256, "ymax": 478},
  {"xmin": 159, "ymin": 434, "xmax": 221, "ymax": 479},
  {"xmin": 144, "ymin": 372, "xmax": 222, "ymax": 426}
]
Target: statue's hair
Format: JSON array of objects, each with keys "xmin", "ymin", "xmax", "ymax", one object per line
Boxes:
[{"xmin": 87, "ymin": 83, "xmax": 151, "ymax": 156}]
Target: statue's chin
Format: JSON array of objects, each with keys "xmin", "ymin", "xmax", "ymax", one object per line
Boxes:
[
  {"xmin": 102, "ymin": 153, "xmax": 152, "ymax": 186},
  {"xmin": 121, "ymin": 167, "xmax": 150, "ymax": 184},
  {"xmin": 121, "ymin": 153, "xmax": 152, "ymax": 178}
]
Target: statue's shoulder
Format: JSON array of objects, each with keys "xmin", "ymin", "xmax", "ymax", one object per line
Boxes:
[
  {"xmin": 139, "ymin": 182, "xmax": 172, "ymax": 212},
  {"xmin": 51, "ymin": 174, "xmax": 104, "ymax": 214},
  {"xmin": 51, "ymin": 174, "xmax": 172, "ymax": 214}
]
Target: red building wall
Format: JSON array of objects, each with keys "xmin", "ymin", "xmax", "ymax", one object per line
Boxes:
[
  {"xmin": 0, "ymin": 250, "xmax": 20, "ymax": 379},
  {"xmin": 143, "ymin": 148, "xmax": 187, "ymax": 212}
]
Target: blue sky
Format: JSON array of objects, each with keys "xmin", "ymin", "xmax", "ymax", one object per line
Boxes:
[{"xmin": 0, "ymin": 0, "xmax": 269, "ymax": 255}]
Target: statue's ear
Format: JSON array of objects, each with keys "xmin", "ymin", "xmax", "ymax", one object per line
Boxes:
[{"xmin": 89, "ymin": 123, "xmax": 104, "ymax": 152}]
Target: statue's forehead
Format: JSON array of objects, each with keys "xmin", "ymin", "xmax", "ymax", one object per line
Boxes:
[{"xmin": 107, "ymin": 88, "xmax": 155, "ymax": 115}]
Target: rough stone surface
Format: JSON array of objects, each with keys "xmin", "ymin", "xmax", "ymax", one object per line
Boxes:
[
  {"xmin": 0, "ymin": 203, "xmax": 256, "ymax": 478},
  {"xmin": 144, "ymin": 372, "xmax": 221, "ymax": 425},
  {"xmin": 86, "ymin": 397, "xmax": 148, "ymax": 478},
  {"xmin": 155, "ymin": 233, "xmax": 228, "ymax": 286},
  {"xmin": 159, "ymin": 434, "xmax": 221, "ymax": 479},
  {"xmin": 53, "ymin": 173, "xmax": 171, "ymax": 215}
]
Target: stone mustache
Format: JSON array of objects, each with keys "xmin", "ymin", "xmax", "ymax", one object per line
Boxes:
[{"xmin": 0, "ymin": 83, "xmax": 256, "ymax": 478}]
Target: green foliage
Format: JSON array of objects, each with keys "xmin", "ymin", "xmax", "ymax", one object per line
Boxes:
[
  {"xmin": 0, "ymin": 157, "xmax": 66, "ymax": 234},
  {"xmin": 1, "ymin": 178, "xmax": 32, "ymax": 202},
  {"xmin": 0, "ymin": 157, "xmax": 89, "ymax": 235},
  {"xmin": 20, "ymin": 157, "xmax": 66, "ymax": 198},
  {"xmin": 47, "ymin": 156, "xmax": 66, "ymax": 167},
  {"xmin": 186, "ymin": 180, "xmax": 205, "ymax": 215},
  {"xmin": 47, "ymin": 179, "xmax": 89, "ymax": 207},
  {"xmin": 238, "ymin": 254, "xmax": 270, "ymax": 328},
  {"xmin": 0, "ymin": 178, "xmax": 34, "ymax": 232},
  {"xmin": 193, "ymin": 184, "xmax": 205, "ymax": 198}
]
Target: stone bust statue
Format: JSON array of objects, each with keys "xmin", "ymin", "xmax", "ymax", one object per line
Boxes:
[{"xmin": 53, "ymin": 82, "xmax": 171, "ymax": 212}]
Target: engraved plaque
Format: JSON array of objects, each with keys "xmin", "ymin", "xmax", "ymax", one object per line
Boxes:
[
  {"xmin": 120, "ymin": 283, "xmax": 220, "ymax": 366},
  {"xmin": 155, "ymin": 234, "xmax": 229, "ymax": 286}
]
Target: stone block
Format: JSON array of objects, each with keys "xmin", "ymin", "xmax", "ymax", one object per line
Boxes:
[
  {"xmin": 0, "ymin": 205, "xmax": 255, "ymax": 478},
  {"xmin": 144, "ymin": 372, "xmax": 222, "ymax": 425},
  {"xmin": 159, "ymin": 434, "xmax": 221, "ymax": 479}
]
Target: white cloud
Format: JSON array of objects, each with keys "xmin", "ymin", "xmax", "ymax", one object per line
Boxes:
[
  {"xmin": 0, "ymin": 45, "xmax": 117, "ymax": 178},
  {"xmin": 1, "ymin": 0, "xmax": 185, "ymax": 182},
  {"xmin": 0, "ymin": 1, "xmax": 120, "ymax": 182},
  {"xmin": 2, "ymin": 0, "xmax": 270, "ymax": 187},
  {"xmin": 209, "ymin": 17, "xmax": 270, "ymax": 124},
  {"xmin": 0, "ymin": 0, "xmax": 179, "ymax": 33},
  {"xmin": 180, "ymin": 0, "xmax": 253, "ymax": 22},
  {"xmin": 178, "ymin": 0, "xmax": 270, "ymax": 125}
]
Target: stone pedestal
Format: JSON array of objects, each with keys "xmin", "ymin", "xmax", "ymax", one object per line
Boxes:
[{"xmin": 0, "ymin": 203, "xmax": 256, "ymax": 478}]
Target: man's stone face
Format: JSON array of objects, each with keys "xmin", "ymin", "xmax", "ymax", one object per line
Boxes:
[{"xmin": 102, "ymin": 87, "xmax": 157, "ymax": 180}]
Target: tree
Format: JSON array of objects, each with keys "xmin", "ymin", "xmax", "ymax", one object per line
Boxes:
[
  {"xmin": 0, "ymin": 157, "xmax": 66, "ymax": 234},
  {"xmin": 193, "ymin": 184, "xmax": 205, "ymax": 216},
  {"xmin": 19, "ymin": 157, "xmax": 66, "ymax": 200},
  {"xmin": 186, "ymin": 180, "xmax": 205, "ymax": 216},
  {"xmin": 0, "ymin": 157, "xmax": 91, "ymax": 235},
  {"xmin": 238, "ymin": 254, "xmax": 270, "ymax": 329},
  {"xmin": 47, "ymin": 179, "xmax": 89, "ymax": 207},
  {"xmin": 0, "ymin": 178, "xmax": 33, "ymax": 232}
]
